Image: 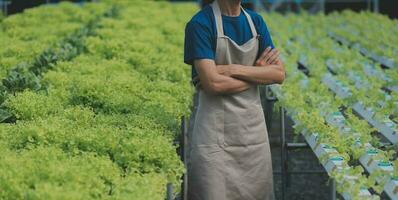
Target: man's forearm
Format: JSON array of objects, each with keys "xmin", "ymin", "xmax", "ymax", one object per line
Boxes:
[
  {"xmin": 203, "ymin": 74, "xmax": 252, "ymax": 95},
  {"xmin": 262, "ymin": 62, "xmax": 285, "ymax": 72},
  {"xmin": 229, "ymin": 64, "xmax": 285, "ymax": 85}
]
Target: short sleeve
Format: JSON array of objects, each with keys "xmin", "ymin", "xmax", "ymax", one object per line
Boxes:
[
  {"xmin": 184, "ymin": 21, "xmax": 215, "ymax": 65},
  {"xmin": 257, "ymin": 15, "xmax": 275, "ymax": 54}
]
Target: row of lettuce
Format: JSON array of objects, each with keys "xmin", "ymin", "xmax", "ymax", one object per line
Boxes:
[
  {"xmin": 264, "ymin": 11, "xmax": 397, "ymax": 199},
  {"xmin": 328, "ymin": 11, "xmax": 398, "ymax": 67},
  {"xmin": 0, "ymin": 3, "xmax": 108, "ymax": 78},
  {"xmin": 0, "ymin": 1, "xmax": 196, "ymax": 199}
]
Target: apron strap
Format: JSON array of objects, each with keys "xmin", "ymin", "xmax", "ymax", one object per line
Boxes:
[
  {"xmin": 211, "ymin": 0, "xmax": 224, "ymax": 37},
  {"xmin": 241, "ymin": 6, "xmax": 258, "ymax": 37},
  {"xmin": 211, "ymin": 0, "xmax": 258, "ymax": 38}
]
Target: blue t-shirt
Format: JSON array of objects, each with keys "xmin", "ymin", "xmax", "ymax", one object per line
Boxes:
[{"xmin": 184, "ymin": 5, "xmax": 275, "ymax": 81}]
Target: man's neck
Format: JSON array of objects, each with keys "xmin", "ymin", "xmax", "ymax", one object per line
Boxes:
[{"xmin": 217, "ymin": 0, "xmax": 241, "ymax": 17}]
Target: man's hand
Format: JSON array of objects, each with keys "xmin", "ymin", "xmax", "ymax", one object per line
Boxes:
[{"xmin": 255, "ymin": 47, "xmax": 281, "ymax": 66}]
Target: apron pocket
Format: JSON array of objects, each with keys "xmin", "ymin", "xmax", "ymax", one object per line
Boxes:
[
  {"xmin": 221, "ymin": 104, "xmax": 267, "ymax": 147},
  {"xmin": 193, "ymin": 109, "xmax": 224, "ymax": 147}
]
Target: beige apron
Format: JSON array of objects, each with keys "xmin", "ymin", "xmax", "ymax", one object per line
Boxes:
[{"xmin": 187, "ymin": 1, "xmax": 275, "ymax": 200}]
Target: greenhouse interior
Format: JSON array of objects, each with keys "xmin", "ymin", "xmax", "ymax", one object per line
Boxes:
[{"xmin": 0, "ymin": 0, "xmax": 397, "ymax": 200}]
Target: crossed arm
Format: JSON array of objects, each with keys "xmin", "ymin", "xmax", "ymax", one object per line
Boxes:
[{"xmin": 194, "ymin": 47, "xmax": 286, "ymax": 95}]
